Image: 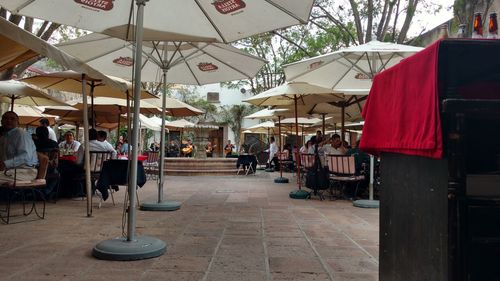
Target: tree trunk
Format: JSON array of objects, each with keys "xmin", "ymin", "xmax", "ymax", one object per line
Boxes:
[
  {"xmin": 365, "ymin": 0, "xmax": 374, "ymax": 42},
  {"xmin": 397, "ymin": 0, "xmax": 419, "ymax": 43},
  {"xmin": 376, "ymin": 0, "xmax": 390, "ymax": 40},
  {"xmin": 349, "ymin": 0, "xmax": 365, "ymax": 44}
]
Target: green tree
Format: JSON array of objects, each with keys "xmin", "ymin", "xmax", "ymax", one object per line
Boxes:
[{"xmin": 219, "ymin": 104, "xmax": 253, "ymax": 147}]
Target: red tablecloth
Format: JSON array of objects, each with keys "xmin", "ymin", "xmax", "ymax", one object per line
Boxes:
[
  {"xmin": 360, "ymin": 40, "xmax": 443, "ymax": 159},
  {"xmin": 137, "ymin": 155, "xmax": 148, "ymax": 162}
]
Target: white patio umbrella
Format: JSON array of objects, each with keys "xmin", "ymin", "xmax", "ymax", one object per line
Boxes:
[
  {"xmin": 244, "ymin": 82, "xmax": 341, "ymax": 194},
  {"xmin": 284, "ymin": 40, "xmax": 423, "ymax": 93},
  {"xmin": 144, "ymin": 95, "xmax": 203, "ymax": 117},
  {"xmin": 283, "ymin": 40, "xmax": 422, "ymax": 144},
  {"xmin": 244, "ymin": 108, "xmax": 289, "ymax": 120},
  {"xmin": 0, "ymin": 80, "xmax": 69, "ymax": 110},
  {"xmin": 57, "ymin": 33, "xmax": 268, "ymax": 85},
  {"xmin": 1, "ymin": 0, "xmax": 315, "ymax": 261},
  {"xmin": 244, "ymin": 120, "xmax": 276, "ymax": 135}
]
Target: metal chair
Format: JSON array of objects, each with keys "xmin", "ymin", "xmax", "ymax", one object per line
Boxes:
[
  {"xmin": 143, "ymin": 151, "xmax": 159, "ymax": 180},
  {"xmin": 0, "ymin": 153, "xmax": 49, "ymax": 224},
  {"xmin": 325, "ymin": 154, "xmax": 366, "ymax": 199},
  {"xmin": 88, "ymin": 151, "xmax": 114, "ymax": 207}
]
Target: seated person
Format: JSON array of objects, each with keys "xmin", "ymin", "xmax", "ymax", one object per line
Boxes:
[
  {"xmin": 344, "ymin": 140, "xmax": 370, "ymax": 199},
  {"xmin": 33, "ymin": 126, "xmax": 59, "ymax": 196},
  {"xmin": 75, "ymin": 129, "xmax": 117, "ymax": 200},
  {"xmin": 59, "ymin": 131, "xmax": 81, "ymax": 161},
  {"xmin": 167, "ymin": 140, "xmax": 179, "ymax": 157},
  {"xmin": 0, "ymin": 111, "xmax": 39, "ymax": 185},
  {"xmin": 34, "ymin": 126, "xmax": 58, "ymax": 153}
]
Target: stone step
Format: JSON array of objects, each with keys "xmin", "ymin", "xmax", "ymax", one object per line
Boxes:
[
  {"xmin": 165, "ymin": 169, "xmax": 239, "ymax": 176},
  {"xmin": 163, "ymin": 157, "xmax": 239, "ymax": 176}
]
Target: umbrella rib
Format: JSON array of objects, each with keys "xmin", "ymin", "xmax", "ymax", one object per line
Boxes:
[
  {"xmin": 163, "ymin": 41, "xmax": 184, "ymax": 70},
  {"xmin": 125, "ymin": 0, "xmax": 135, "ymax": 41},
  {"xmin": 330, "ymin": 54, "xmax": 362, "ymax": 90},
  {"xmin": 175, "ymin": 42, "xmax": 202, "ymax": 85},
  {"xmin": 169, "ymin": 42, "xmax": 209, "ymax": 67},
  {"xmin": 194, "ymin": 0, "xmax": 227, "ymax": 43},
  {"xmin": 265, "ymin": 0, "xmax": 309, "ymax": 24},
  {"xmin": 364, "ymin": 52, "xmax": 375, "ymax": 77}
]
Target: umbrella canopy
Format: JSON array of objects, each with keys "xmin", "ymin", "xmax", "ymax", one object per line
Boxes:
[
  {"xmin": 283, "ymin": 40, "xmax": 423, "ymax": 94},
  {"xmin": 57, "ymin": 33, "xmax": 267, "ymax": 85},
  {"xmin": 144, "ymin": 95, "xmax": 203, "ymax": 117},
  {"xmin": 21, "ymin": 71, "xmax": 157, "ymax": 99},
  {"xmin": 244, "ymin": 82, "xmax": 341, "ymax": 107},
  {"xmin": 0, "ymin": 17, "xmax": 126, "ymax": 91},
  {"xmin": 44, "ymin": 98, "xmax": 162, "ymax": 118},
  {"xmin": 244, "ymin": 108, "xmax": 289, "ymax": 120},
  {"xmin": 2, "ymin": 1, "xmax": 313, "ymax": 43},
  {"xmin": 0, "ymin": 80, "xmax": 68, "ymax": 109},
  {"xmin": 13, "ymin": 104, "xmax": 57, "ymax": 126},
  {"xmin": 165, "ymin": 119, "xmax": 195, "ymax": 130},
  {"xmin": 279, "ymin": 117, "xmax": 322, "ymax": 125},
  {"xmin": 244, "ymin": 120, "xmax": 275, "ymax": 134}
]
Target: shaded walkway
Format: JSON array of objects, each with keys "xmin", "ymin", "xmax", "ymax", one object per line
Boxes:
[{"xmin": 0, "ymin": 172, "xmax": 378, "ymax": 281}]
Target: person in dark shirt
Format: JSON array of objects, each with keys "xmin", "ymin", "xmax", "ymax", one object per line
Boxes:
[{"xmin": 34, "ymin": 126, "xmax": 58, "ymax": 152}]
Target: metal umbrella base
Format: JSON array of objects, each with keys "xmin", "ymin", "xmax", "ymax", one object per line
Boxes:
[
  {"xmin": 289, "ymin": 189, "xmax": 310, "ymax": 199},
  {"xmin": 93, "ymin": 235, "xmax": 166, "ymax": 261},
  {"xmin": 274, "ymin": 177, "xmax": 289, "ymax": 183},
  {"xmin": 140, "ymin": 201, "xmax": 182, "ymax": 211},
  {"xmin": 353, "ymin": 199, "xmax": 380, "ymax": 208}
]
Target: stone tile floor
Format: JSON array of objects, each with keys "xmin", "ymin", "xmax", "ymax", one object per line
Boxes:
[{"xmin": 0, "ymin": 171, "xmax": 379, "ymax": 281}]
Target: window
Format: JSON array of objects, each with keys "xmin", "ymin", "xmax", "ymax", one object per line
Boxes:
[{"xmin": 207, "ymin": 92, "xmax": 220, "ymax": 103}]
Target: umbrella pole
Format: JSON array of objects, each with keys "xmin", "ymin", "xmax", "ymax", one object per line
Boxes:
[
  {"xmin": 322, "ymin": 114, "xmax": 326, "ymax": 137},
  {"xmin": 10, "ymin": 97, "xmax": 14, "ymax": 111},
  {"xmin": 116, "ymin": 107, "xmax": 121, "ymax": 147},
  {"xmin": 274, "ymin": 115, "xmax": 288, "ymax": 183},
  {"xmin": 140, "ymin": 69, "xmax": 181, "ymax": 212},
  {"xmin": 295, "ymin": 96, "xmax": 301, "ymax": 190},
  {"xmin": 341, "ymin": 103, "xmax": 345, "ymax": 144},
  {"xmin": 91, "ymin": 81, "xmax": 95, "ymax": 128},
  {"xmin": 92, "ymin": 0, "xmax": 166, "ymax": 261},
  {"xmin": 81, "ymin": 74, "xmax": 92, "ymax": 217}
]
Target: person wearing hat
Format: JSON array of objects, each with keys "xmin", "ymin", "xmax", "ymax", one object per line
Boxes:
[{"xmin": 39, "ymin": 118, "xmax": 57, "ymax": 142}]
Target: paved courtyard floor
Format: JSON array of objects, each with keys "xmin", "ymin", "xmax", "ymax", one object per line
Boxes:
[{"xmin": 0, "ymin": 171, "xmax": 379, "ymax": 281}]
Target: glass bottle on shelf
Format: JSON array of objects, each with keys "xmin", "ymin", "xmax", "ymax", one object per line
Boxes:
[
  {"xmin": 439, "ymin": 24, "xmax": 449, "ymax": 39},
  {"xmin": 488, "ymin": 12, "xmax": 498, "ymax": 39},
  {"xmin": 472, "ymin": 12, "xmax": 483, "ymax": 38}
]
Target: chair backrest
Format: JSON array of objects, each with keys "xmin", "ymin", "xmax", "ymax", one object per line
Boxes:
[
  {"xmin": 36, "ymin": 152, "xmax": 50, "ymax": 180},
  {"xmin": 300, "ymin": 153, "xmax": 316, "ymax": 168},
  {"xmin": 89, "ymin": 151, "xmax": 113, "ymax": 174},
  {"xmin": 276, "ymin": 150, "xmax": 289, "ymax": 161},
  {"xmin": 326, "ymin": 155, "xmax": 356, "ymax": 175},
  {"xmin": 146, "ymin": 151, "xmax": 160, "ymax": 163}
]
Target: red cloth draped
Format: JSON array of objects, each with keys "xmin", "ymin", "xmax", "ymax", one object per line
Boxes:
[{"xmin": 360, "ymin": 40, "xmax": 443, "ymax": 159}]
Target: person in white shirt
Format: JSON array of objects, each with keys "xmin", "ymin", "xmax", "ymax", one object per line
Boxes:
[
  {"xmin": 76, "ymin": 128, "xmax": 117, "ymax": 165},
  {"xmin": 97, "ymin": 130, "xmax": 117, "ymax": 156},
  {"xmin": 39, "ymin": 118, "xmax": 57, "ymax": 142},
  {"xmin": 59, "ymin": 131, "xmax": 81, "ymax": 157},
  {"xmin": 265, "ymin": 136, "xmax": 279, "ymax": 170}
]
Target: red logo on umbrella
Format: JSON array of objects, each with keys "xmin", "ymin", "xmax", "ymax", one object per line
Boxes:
[
  {"xmin": 198, "ymin": 63, "xmax": 219, "ymax": 72},
  {"xmin": 212, "ymin": 0, "xmax": 246, "ymax": 15},
  {"xmin": 308, "ymin": 61, "xmax": 324, "ymax": 70},
  {"xmin": 74, "ymin": 0, "xmax": 114, "ymax": 11},
  {"xmin": 113, "ymin": 57, "xmax": 134, "ymax": 67},
  {"xmin": 354, "ymin": 72, "xmax": 370, "ymax": 80}
]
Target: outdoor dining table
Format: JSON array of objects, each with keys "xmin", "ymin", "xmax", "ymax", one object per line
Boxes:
[
  {"xmin": 236, "ymin": 154, "xmax": 258, "ymax": 175},
  {"xmin": 96, "ymin": 159, "xmax": 147, "ymax": 191}
]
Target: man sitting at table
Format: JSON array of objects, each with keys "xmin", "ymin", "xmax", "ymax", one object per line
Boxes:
[
  {"xmin": 76, "ymin": 129, "xmax": 117, "ymax": 200},
  {"xmin": 59, "ymin": 131, "xmax": 81, "ymax": 161},
  {"xmin": 0, "ymin": 111, "xmax": 39, "ymax": 185}
]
